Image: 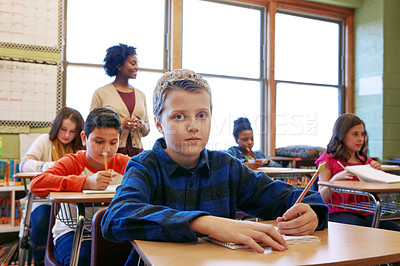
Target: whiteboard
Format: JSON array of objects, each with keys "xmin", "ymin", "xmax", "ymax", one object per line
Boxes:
[
  {"xmin": 0, "ymin": 0, "xmax": 61, "ymax": 51},
  {"xmin": 0, "ymin": 59, "xmax": 61, "ymax": 127}
]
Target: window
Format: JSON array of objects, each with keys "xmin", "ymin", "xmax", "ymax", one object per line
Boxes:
[
  {"xmin": 65, "ymin": 0, "xmax": 166, "ymax": 149},
  {"xmin": 275, "ymin": 12, "xmax": 344, "ymax": 148},
  {"xmin": 182, "ymin": 0, "xmax": 263, "ymax": 150},
  {"xmin": 63, "ymin": 0, "xmax": 353, "ymax": 153}
]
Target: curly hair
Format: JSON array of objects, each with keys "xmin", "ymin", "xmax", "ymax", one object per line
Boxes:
[
  {"xmin": 326, "ymin": 113, "xmax": 369, "ymax": 164},
  {"xmin": 103, "ymin": 43, "xmax": 137, "ymax": 77},
  {"xmin": 49, "ymin": 107, "xmax": 84, "ymax": 152},
  {"xmin": 233, "ymin": 117, "xmax": 252, "ymax": 139},
  {"xmin": 153, "ymin": 69, "xmax": 212, "ymax": 121}
]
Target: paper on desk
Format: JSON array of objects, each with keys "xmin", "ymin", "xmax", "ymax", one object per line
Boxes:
[
  {"xmin": 257, "ymin": 167, "xmax": 293, "ymax": 172},
  {"xmin": 82, "ymin": 184, "xmax": 118, "ymax": 194},
  {"xmin": 345, "ymin": 165, "xmax": 400, "ymax": 183},
  {"xmin": 203, "ymin": 234, "xmax": 320, "ymax": 250}
]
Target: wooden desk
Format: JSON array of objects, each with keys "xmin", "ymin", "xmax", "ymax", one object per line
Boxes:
[
  {"xmin": 50, "ymin": 192, "xmax": 115, "ymax": 266},
  {"xmin": 132, "ymin": 221, "xmax": 400, "ymax": 266},
  {"xmin": 256, "ymin": 167, "xmax": 316, "ymax": 175},
  {"xmin": 381, "ymin": 165, "xmax": 400, "ymax": 172},
  {"xmin": 318, "ymin": 181, "xmax": 400, "ymax": 227},
  {"xmin": 256, "ymin": 167, "xmax": 317, "ymax": 188},
  {"xmin": 269, "ymin": 157, "xmax": 298, "ymax": 167}
]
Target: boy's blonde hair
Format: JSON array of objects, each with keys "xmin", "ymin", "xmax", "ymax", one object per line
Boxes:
[{"xmin": 153, "ymin": 69, "xmax": 212, "ymax": 120}]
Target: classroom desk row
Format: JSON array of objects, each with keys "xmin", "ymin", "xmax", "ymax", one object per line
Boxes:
[
  {"xmin": 49, "ymin": 190, "xmax": 400, "ymax": 266},
  {"xmin": 15, "ymin": 168, "xmax": 400, "ymax": 266}
]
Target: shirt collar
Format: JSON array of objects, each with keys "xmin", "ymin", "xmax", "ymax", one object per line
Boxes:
[{"xmin": 153, "ymin": 138, "xmax": 211, "ymax": 176}]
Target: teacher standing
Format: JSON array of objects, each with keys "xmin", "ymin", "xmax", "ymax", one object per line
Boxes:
[{"xmin": 90, "ymin": 43, "xmax": 150, "ymax": 156}]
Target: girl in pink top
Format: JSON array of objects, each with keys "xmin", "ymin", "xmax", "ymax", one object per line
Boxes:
[{"xmin": 316, "ymin": 113, "xmax": 400, "ymax": 231}]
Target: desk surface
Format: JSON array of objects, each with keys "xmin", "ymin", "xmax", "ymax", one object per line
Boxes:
[
  {"xmin": 49, "ymin": 192, "xmax": 115, "ymax": 203},
  {"xmin": 132, "ymin": 221, "xmax": 400, "ymax": 266},
  {"xmin": 13, "ymin": 171, "xmax": 40, "ymax": 178},
  {"xmin": 381, "ymin": 165, "xmax": 400, "ymax": 172},
  {"xmin": 256, "ymin": 167, "xmax": 316, "ymax": 175},
  {"xmin": 318, "ymin": 180, "xmax": 400, "ymax": 193}
]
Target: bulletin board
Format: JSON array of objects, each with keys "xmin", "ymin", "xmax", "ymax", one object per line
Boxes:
[{"xmin": 0, "ymin": 0, "xmax": 63, "ymax": 128}]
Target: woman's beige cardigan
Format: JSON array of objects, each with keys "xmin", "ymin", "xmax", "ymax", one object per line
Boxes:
[{"xmin": 90, "ymin": 83, "xmax": 150, "ymax": 149}]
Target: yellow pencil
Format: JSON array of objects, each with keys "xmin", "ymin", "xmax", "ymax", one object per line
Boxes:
[
  {"xmin": 295, "ymin": 162, "xmax": 326, "ymax": 204},
  {"xmin": 103, "ymin": 151, "xmax": 108, "ymax": 171}
]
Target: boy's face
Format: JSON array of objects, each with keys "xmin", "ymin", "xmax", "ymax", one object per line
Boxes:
[
  {"xmin": 81, "ymin": 127, "xmax": 120, "ymax": 170},
  {"xmin": 155, "ymin": 90, "xmax": 211, "ymax": 168}
]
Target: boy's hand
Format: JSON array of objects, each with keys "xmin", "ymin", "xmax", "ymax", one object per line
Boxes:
[
  {"xmin": 82, "ymin": 171, "xmax": 115, "ymax": 190},
  {"xmin": 276, "ymin": 203, "xmax": 318, "ymax": 235},
  {"xmin": 190, "ymin": 216, "xmax": 288, "ymax": 253}
]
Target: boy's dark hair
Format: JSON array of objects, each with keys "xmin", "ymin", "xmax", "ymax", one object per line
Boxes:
[
  {"xmin": 84, "ymin": 107, "xmax": 122, "ymax": 137},
  {"xmin": 327, "ymin": 113, "xmax": 368, "ymax": 164},
  {"xmin": 233, "ymin": 117, "xmax": 252, "ymax": 139},
  {"xmin": 49, "ymin": 106, "xmax": 84, "ymax": 151},
  {"xmin": 103, "ymin": 43, "xmax": 137, "ymax": 77}
]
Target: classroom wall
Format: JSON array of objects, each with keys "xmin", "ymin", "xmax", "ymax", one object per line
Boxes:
[
  {"xmin": 354, "ymin": 0, "xmax": 400, "ymax": 160},
  {"xmin": 0, "ymin": 128, "xmax": 51, "ymax": 160}
]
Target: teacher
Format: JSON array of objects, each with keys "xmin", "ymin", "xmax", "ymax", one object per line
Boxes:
[{"xmin": 90, "ymin": 43, "xmax": 150, "ymax": 156}]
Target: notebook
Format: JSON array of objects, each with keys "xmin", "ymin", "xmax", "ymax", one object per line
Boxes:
[
  {"xmin": 202, "ymin": 234, "xmax": 320, "ymax": 250},
  {"xmin": 82, "ymin": 184, "xmax": 118, "ymax": 194},
  {"xmin": 345, "ymin": 165, "xmax": 400, "ymax": 183}
]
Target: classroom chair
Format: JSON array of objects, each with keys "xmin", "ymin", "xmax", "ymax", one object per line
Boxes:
[
  {"xmin": 44, "ymin": 203, "xmax": 61, "ymax": 266},
  {"xmin": 91, "ymin": 208, "xmax": 132, "ymax": 266}
]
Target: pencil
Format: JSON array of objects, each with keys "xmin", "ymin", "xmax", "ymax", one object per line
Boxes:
[
  {"xmin": 246, "ymin": 147, "xmax": 257, "ymax": 160},
  {"xmin": 103, "ymin": 151, "xmax": 108, "ymax": 171},
  {"xmin": 294, "ymin": 162, "xmax": 326, "ymax": 204},
  {"xmin": 337, "ymin": 161, "xmax": 346, "ymax": 170}
]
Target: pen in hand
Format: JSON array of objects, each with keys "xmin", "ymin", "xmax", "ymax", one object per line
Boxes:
[{"xmin": 295, "ymin": 162, "xmax": 326, "ymax": 204}]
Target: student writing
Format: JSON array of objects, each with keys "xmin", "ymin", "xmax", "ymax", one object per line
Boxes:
[
  {"xmin": 19, "ymin": 106, "xmax": 84, "ymax": 266},
  {"xmin": 316, "ymin": 113, "xmax": 400, "ymax": 231},
  {"xmin": 30, "ymin": 107, "xmax": 131, "ymax": 266},
  {"xmin": 227, "ymin": 117, "xmax": 281, "ymax": 170},
  {"xmin": 101, "ymin": 69, "xmax": 329, "ymax": 265}
]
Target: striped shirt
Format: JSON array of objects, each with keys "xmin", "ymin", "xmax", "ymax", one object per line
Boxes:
[{"xmin": 102, "ymin": 138, "xmax": 328, "ymax": 246}]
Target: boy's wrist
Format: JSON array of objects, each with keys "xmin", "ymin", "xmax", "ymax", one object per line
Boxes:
[{"xmin": 189, "ymin": 215, "xmax": 214, "ymax": 235}]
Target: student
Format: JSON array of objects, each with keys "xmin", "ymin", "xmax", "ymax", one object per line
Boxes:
[
  {"xmin": 101, "ymin": 69, "xmax": 329, "ymax": 264},
  {"xmin": 20, "ymin": 106, "xmax": 84, "ymax": 266},
  {"xmin": 30, "ymin": 107, "xmax": 131, "ymax": 266},
  {"xmin": 316, "ymin": 113, "xmax": 400, "ymax": 231},
  {"xmin": 90, "ymin": 43, "xmax": 150, "ymax": 156},
  {"xmin": 227, "ymin": 117, "xmax": 281, "ymax": 170}
]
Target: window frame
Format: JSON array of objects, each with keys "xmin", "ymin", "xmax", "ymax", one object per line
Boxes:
[
  {"xmin": 61, "ymin": 0, "xmax": 354, "ymax": 155},
  {"xmin": 261, "ymin": 0, "xmax": 353, "ymax": 154}
]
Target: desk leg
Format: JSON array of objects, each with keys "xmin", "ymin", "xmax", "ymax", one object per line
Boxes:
[
  {"xmin": 370, "ymin": 193, "xmax": 382, "ymax": 228},
  {"xmin": 70, "ymin": 203, "xmax": 85, "ymax": 266},
  {"xmin": 19, "ymin": 192, "xmax": 34, "ymax": 265}
]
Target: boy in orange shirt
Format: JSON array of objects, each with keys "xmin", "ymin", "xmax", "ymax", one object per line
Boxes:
[{"xmin": 30, "ymin": 107, "xmax": 130, "ymax": 266}]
